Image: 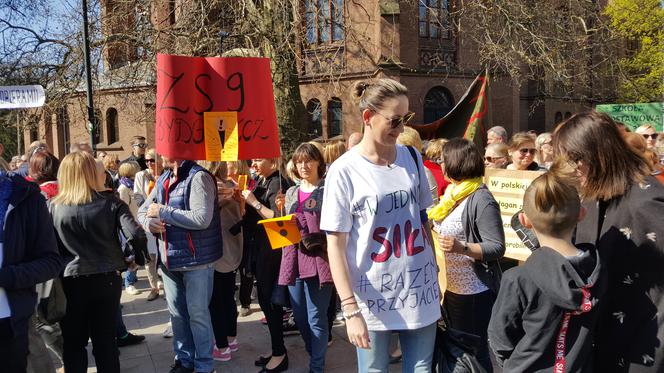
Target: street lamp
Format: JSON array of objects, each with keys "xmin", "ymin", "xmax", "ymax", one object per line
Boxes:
[{"xmin": 82, "ymin": 0, "xmax": 96, "ymax": 152}]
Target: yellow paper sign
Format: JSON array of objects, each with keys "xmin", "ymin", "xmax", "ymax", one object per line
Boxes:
[
  {"xmin": 237, "ymin": 174, "xmax": 248, "ymax": 191},
  {"xmin": 204, "ymin": 112, "xmax": 239, "ymax": 161},
  {"xmin": 484, "ymin": 168, "xmax": 544, "ymax": 261},
  {"xmin": 257, "ymin": 214, "xmax": 302, "ymax": 250}
]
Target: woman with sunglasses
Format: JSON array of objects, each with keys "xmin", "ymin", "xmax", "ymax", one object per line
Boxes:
[
  {"xmin": 635, "ymin": 124, "xmax": 659, "ymax": 151},
  {"xmin": 506, "ymin": 133, "xmax": 545, "ymax": 171},
  {"xmin": 321, "ymin": 79, "xmax": 440, "ymax": 372},
  {"xmin": 484, "ymin": 143, "xmax": 509, "ymax": 169},
  {"xmin": 553, "ymin": 111, "xmax": 664, "ymax": 371}
]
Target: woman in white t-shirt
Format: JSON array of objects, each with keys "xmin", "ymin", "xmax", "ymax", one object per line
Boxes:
[{"xmin": 320, "ymin": 79, "xmax": 440, "ymax": 372}]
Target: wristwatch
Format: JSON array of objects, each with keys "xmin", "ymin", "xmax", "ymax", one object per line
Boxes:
[{"xmin": 253, "ymin": 201, "xmax": 263, "ymax": 210}]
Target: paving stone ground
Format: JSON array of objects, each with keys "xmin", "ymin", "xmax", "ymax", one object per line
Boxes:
[{"xmin": 53, "ymin": 269, "xmax": 404, "ymax": 372}]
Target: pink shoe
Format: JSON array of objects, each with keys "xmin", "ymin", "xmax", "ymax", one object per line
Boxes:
[
  {"xmin": 213, "ymin": 346, "xmax": 231, "ymax": 362},
  {"xmin": 228, "ymin": 338, "xmax": 239, "ymax": 352}
]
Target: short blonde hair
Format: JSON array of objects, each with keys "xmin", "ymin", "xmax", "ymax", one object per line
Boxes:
[
  {"xmin": 635, "ymin": 124, "xmax": 657, "ymax": 134},
  {"xmin": 425, "ymin": 138, "xmax": 448, "ymax": 161},
  {"xmin": 323, "ymin": 140, "xmax": 346, "ymax": 164},
  {"xmin": 103, "ymin": 154, "xmax": 119, "ymax": 170},
  {"xmin": 397, "ymin": 126, "xmax": 423, "ymax": 152},
  {"xmin": 53, "ymin": 152, "xmax": 98, "ymax": 206},
  {"xmin": 118, "ymin": 162, "xmax": 139, "ymax": 178}
]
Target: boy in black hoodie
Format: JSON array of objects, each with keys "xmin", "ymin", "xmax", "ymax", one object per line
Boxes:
[{"xmin": 488, "ymin": 171, "xmax": 604, "ymax": 372}]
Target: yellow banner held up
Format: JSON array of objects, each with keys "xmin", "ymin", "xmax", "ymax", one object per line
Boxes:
[
  {"xmin": 257, "ymin": 214, "xmax": 301, "ymax": 250},
  {"xmin": 237, "ymin": 174, "xmax": 248, "ymax": 191},
  {"xmin": 204, "ymin": 112, "xmax": 239, "ymax": 161}
]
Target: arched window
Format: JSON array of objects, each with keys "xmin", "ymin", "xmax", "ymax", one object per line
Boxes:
[
  {"xmin": 306, "ymin": 99, "xmax": 323, "ymax": 138},
  {"xmin": 106, "ymin": 108, "xmax": 120, "ymax": 144},
  {"xmin": 564, "ymin": 111, "xmax": 572, "ymax": 119},
  {"xmin": 423, "ymin": 86, "xmax": 454, "ymax": 123},
  {"xmin": 29, "ymin": 127, "xmax": 38, "ymax": 142},
  {"xmin": 327, "ymin": 98, "xmax": 343, "ymax": 137},
  {"xmin": 56, "ymin": 106, "xmax": 71, "ymax": 155},
  {"xmin": 554, "ymin": 111, "xmax": 563, "ymax": 124}
]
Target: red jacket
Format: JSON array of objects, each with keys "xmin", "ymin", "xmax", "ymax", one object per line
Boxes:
[{"xmin": 423, "ymin": 160, "xmax": 449, "ymax": 197}]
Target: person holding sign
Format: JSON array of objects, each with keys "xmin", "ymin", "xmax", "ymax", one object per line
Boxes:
[
  {"xmin": 321, "ymin": 79, "xmax": 440, "ymax": 372},
  {"xmin": 428, "ymin": 138, "xmax": 505, "ymax": 372},
  {"xmin": 240, "ymin": 158, "xmax": 291, "ymax": 372},
  {"xmin": 554, "ymin": 111, "xmax": 664, "ymax": 372},
  {"xmin": 277, "ymin": 143, "xmax": 333, "ymax": 373},
  {"xmin": 137, "ymin": 157, "xmax": 223, "ymax": 373}
]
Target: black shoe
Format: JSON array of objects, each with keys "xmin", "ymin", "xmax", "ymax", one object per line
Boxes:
[
  {"xmin": 169, "ymin": 360, "xmax": 194, "ymax": 373},
  {"xmin": 389, "ymin": 354, "xmax": 402, "ymax": 364},
  {"xmin": 117, "ymin": 332, "xmax": 146, "ymax": 347},
  {"xmin": 255, "ymin": 355, "xmax": 271, "ymax": 366},
  {"xmin": 258, "ymin": 354, "xmax": 288, "ymax": 373}
]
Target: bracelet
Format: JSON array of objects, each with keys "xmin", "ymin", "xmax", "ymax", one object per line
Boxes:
[
  {"xmin": 340, "ymin": 295, "xmax": 355, "ymax": 303},
  {"xmin": 341, "ymin": 301, "xmax": 357, "ymax": 309},
  {"xmin": 342, "ymin": 308, "xmax": 362, "ymax": 320}
]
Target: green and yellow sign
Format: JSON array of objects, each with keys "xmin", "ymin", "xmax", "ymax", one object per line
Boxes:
[{"xmin": 596, "ymin": 102, "xmax": 663, "ymax": 132}]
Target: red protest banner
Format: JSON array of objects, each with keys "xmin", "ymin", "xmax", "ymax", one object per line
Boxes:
[{"xmin": 156, "ymin": 54, "xmax": 280, "ymax": 160}]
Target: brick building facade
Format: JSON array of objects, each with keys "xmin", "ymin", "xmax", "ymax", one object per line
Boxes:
[{"xmin": 30, "ymin": 0, "xmax": 587, "ymax": 159}]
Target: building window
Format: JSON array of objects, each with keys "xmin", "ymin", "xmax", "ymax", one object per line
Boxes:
[
  {"xmin": 306, "ymin": 99, "xmax": 323, "ymax": 138},
  {"xmin": 327, "ymin": 98, "xmax": 342, "ymax": 137},
  {"xmin": 305, "ymin": 0, "xmax": 344, "ymax": 45},
  {"xmin": 564, "ymin": 111, "xmax": 572, "ymax": 119},
  {"xmin": 91, "ymin": 109, "xmax": 103, "ymax": 145},
  {"xmin": 554, "ymin": 111, "xmax": 563, "ymax": 124},
  {"xmin": 423, "ymin": 86, "xmax": 454, "ymax": 123},
  {"xmin": 56, "ymin": 107, "xmax": 70, "ymax": 155},
  {"xmin": 29, "ymin": 127, "xmax": 38, "ymax": 142},
  {"xmin": 106, "ymin": 108, "xmax": 119, "ymax": 144},
  {"xmin": 419, "ymin": 0, "xmax": 450, "ymax": 39}
]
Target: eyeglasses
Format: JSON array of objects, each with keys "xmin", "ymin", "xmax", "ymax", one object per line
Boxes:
[
  {"xmin": 643, "ymin": 134, "xmax": 659, "ymax": 140},
  {"xmin": 369, "ymin": 107, "xmax": 415, "ymax": 129},
  {"xmin": 133, "ymin": 143, "xmax": 148, "ymax": 149},
  {"xmin": 518, "ymin": 148, "xmax": 537, "ymax": 156},
  {"xmin": 484, "ymin": 156, "xmax": 505, "ymax": 163}
]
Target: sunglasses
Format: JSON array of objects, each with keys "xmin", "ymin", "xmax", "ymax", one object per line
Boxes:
[
  {"xmin": 133, "ymin": 143, "xmax": 148, "ymax": 149},
  {"xmin": 518, "ymin": 148, "xmax": 537, "ymax": 156},
  {"xmin": 643, "ymin": 134, "xmax": 659, "ymax": 140},
  {"xmin": 146, "ymin": 159, "xmax": 156, "ymax": 163},
  {"xmin": 484, "ymin": 156, "xmax": 505, "ymax": 163},
  {"xmin": 370, "ymin": 108, "xmax": 415, "ymax": 129}
]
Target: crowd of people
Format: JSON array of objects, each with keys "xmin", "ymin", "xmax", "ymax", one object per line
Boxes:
[{"xmin": 1, "ymin": 78, "xmax": 664, "ymax": 373}]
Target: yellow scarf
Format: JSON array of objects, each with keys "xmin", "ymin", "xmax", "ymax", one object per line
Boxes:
[{"xmin": 428, "ymin": 177, "xmax": 483, "ymax": 222}]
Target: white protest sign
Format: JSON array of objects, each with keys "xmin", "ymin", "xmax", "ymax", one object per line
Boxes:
[{"xmin": 0, "ymin": 85, "xmax": 46, "ymax": 109}]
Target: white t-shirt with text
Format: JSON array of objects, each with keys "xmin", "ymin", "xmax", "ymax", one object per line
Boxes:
[{"xmin": 320, "ymin": 145, "xmax": 440, "ymax": 331}]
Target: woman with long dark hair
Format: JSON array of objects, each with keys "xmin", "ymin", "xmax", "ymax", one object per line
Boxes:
[{"xmin": 554, "ymin": 111, "xmax": 664, "ymax": 371}]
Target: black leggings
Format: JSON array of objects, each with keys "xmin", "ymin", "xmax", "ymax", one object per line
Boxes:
[
  {"xmin": 256, "ymin": 249, "xmax": 286, "ymax": 357},
  {"xmin": 443, "ymin": 290, "xmax": 495, "ymax": 373},
  {"xmin": 210, "ymin": 270, "xmax": 239, "ymax": 349}
]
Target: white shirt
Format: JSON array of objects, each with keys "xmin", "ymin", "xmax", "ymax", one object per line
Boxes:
[
  {"xmin": 0, "ymin": 243, "xmax": 11, "ymax": 318},
  {"xmin": 320, "ymin": 145, "xmax": 440, "ymax": 331},
  {"xmin": 434, "ymin": 199, "xmax": 489, "ymax": 295}
]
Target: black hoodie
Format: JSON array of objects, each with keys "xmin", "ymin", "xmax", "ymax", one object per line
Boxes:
[{"xmin": 488, "ymin": 243, "xmax": 604, "ymax": 372}]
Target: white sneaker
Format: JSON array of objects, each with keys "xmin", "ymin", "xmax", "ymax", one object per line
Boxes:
[
  {"xmin": 163, "ymin": 324, "xmax": 173, "ymax": 338},
  {"xmin": 239, "ymin": 307, "xmax": 251, "ymax": 317},
  {"xmin": 125, "ymin": 285, "xmax": 140, "ymax": 295},
  {"xmin": 157, "ymin": 280, "xmax": 164, "ymax": 290}
]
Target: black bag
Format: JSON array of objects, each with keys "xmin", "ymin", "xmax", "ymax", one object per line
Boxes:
[
  {"xmin": 37, "ymin": 278, "xmax": 67, "ymax": 324},
  {"xmin": 432, "ymin": 308, "xmax": 487, "ymax": 373}
]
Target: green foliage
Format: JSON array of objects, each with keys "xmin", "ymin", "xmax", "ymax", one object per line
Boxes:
[{"xmin": 604, "ymin": 0, "xmax": 664, "ymax": 102}]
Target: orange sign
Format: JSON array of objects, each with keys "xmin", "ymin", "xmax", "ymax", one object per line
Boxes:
[{"xmin": 258, "ymin": 214, "xmax": 301, "ymax": 250}]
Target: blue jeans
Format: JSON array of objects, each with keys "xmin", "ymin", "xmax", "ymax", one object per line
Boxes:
[
  {"xmin": 356, "ymin": 322, "xmax": 437, "ymax": 373},
  {"xmin": 288, "ymin": 278, "xmax": 333, "ymax": 373},
  {"xmin": 124, "ymin": 269, "xmax": 137, "ymax": 288},
  {"xmin": 162, "ymin": 266, "xmax": 215, "ymax": 372}
]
